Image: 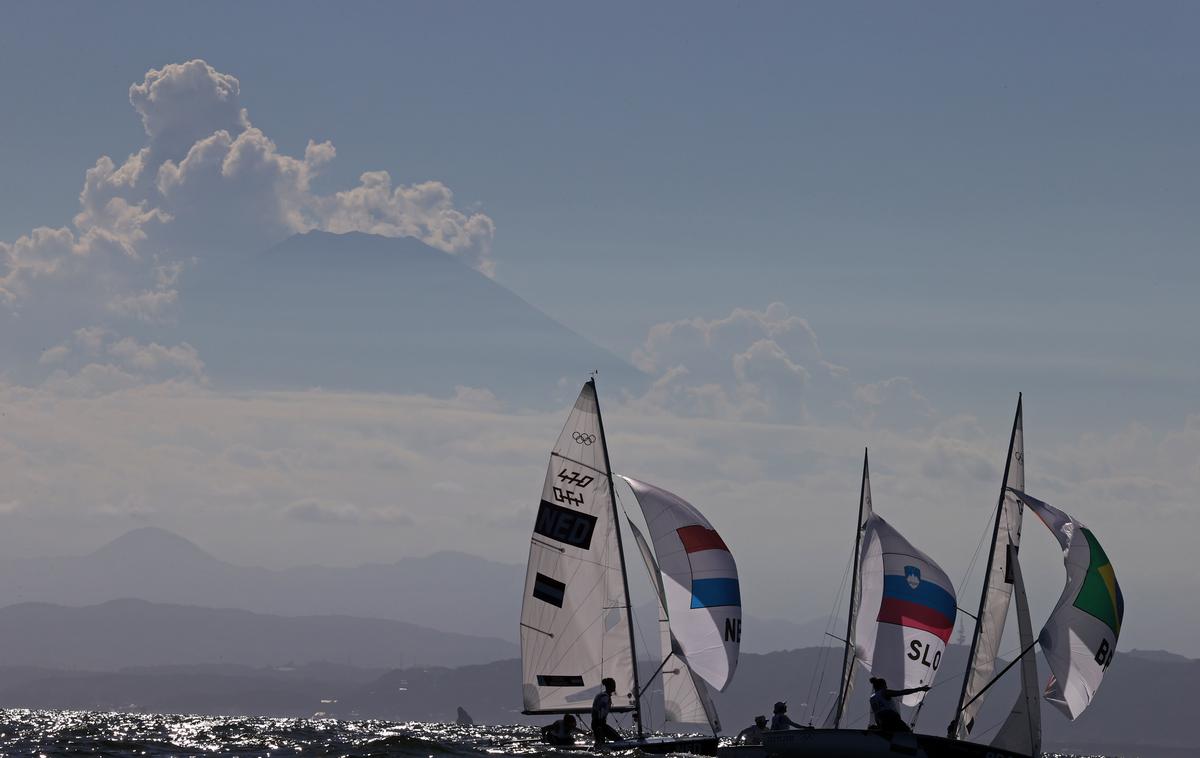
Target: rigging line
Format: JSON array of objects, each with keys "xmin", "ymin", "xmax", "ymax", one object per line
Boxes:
[
  {"xmin": 637, "ymin": 655, "xmax": 674, "ymax": 698},
  {"xmin": 956, "ymin": 640, "xmax": 1037, "ymax": 716},
  {"xmin": 806, "ymin": 546, "xmax": 855, "ymax": 724}
]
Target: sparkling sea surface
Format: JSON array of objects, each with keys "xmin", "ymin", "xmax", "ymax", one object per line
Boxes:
[{"xmin": 0, "ymin": 710, "xmax": 1110, "ymax": 758}]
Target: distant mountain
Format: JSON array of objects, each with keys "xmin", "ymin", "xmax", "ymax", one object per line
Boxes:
[
  {"xmin": 0, "ymin": 646, "xmax": 1192, "ymax": 757},
  {"xmin": 0, "ymin": 598, "xmax": 516, "ymax": 670},
  {"xmin": 0, "ymin": 527, "xmax": 525, "ymax": 642},
  {"xmin": 173, "ymin": 230, "xmax": 646, "ymax": 405},
  {"xmin": 0, "ymin": 527, "xmax": 835, "ymax": 650}
]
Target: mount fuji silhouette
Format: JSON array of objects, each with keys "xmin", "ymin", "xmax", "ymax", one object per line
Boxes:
[{"xmin": 175, "ymin": 231, "xmax": 645, "ymax": 405}]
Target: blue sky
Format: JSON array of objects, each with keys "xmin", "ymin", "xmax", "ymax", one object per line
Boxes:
[{"xmin": 2, "ymin": 2, "xmax": 1199, "ymax": 654}]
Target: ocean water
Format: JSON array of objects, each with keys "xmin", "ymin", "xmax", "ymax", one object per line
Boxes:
[
  {"xmin": 0, "ymin": 710, "xmax": 1111, "ymax": 758},
  {"xmin": 0, "ymin": 711, "xmax": 548, "ymax": 758}
]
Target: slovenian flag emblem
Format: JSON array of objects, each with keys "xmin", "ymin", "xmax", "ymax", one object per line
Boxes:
[
  {"xmin": 678, "ymin": 525, "xmax": 741, "ymax": 609},
  {"xmin": 877, "ymin": 562, "xmax": 956, "ymax": 643}
]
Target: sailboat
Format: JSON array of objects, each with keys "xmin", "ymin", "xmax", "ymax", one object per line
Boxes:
[
  {"xmin": 765, "ymin": 397, "xmax": 1124, "ymax": 758},
  {"xmin": 763, "ymin": 450, "xmax": 961, "ymax": 756},
  {"xmin": 519, "ymin": 379, "xmax": 739, "ymax": 754},
  {"xmin": 943, "ymin": 395, "xmax": 1124, "ymax": 755}
]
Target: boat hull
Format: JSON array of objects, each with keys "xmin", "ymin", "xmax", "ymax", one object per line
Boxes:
[
  {"xmin": 759, "ymin": 729, "xmax": 1032, "ymax": 758},
  {"xmin": 535, "ymin": 735, "xmax": 719, "ymax": 755},
  {"xmin": 608, "ymin": 735, "xmax": 720, "ymax": 755}
]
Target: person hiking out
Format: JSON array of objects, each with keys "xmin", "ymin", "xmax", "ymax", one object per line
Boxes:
[
  {"xmin": 770, "ymin": 701, "xmax": 805, "ymax": 730},
  {"xmin": 868, "ymin": 677, "xmax": 930, "ymax": 733},
  {"xmin": 735, "ymin": 715, "xmax": 768, "ymax": 744},
  {"xmin": 541, "ymin": 714, "xmax": 582, "ymax": 746},
  {"xmin": 591, "ymin": 677, "xmax": 622, "ymax": 746}
]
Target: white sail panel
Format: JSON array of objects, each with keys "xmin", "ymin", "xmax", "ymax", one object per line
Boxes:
[
  {"xmin": 520, "ymin": 382, "xmax": 635, "ymax": 714},
  {"xmin": 620, "ymin": 476, "xmax": 740, "ymax": 692},
  {"xmin": 1015, "ymin": 490, "xmax": 1123, "ymax": 720},
  {"xmin": 628, "ymin": 518, "xmax": 720, "ymax": 733},
  {"xmin": 990, "ymin": 547, "xmax": 1042, "ymax": 755},
  {"xmin": 856, "ymin": 514, "xmax": 956, "ymax": 707},
  {"xmin": 825, "ymin": 452, "xmax": 875, "ymax": 728},
  {"xmin": 957, "ymin": 400, "xmax": 1025, "ymax": 738}
]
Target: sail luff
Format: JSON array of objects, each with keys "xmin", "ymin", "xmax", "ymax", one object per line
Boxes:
[
  {"xmin": 592, "ymin": 379, "xmax": 644, "ymax": 738},
  {"xmin": 990, "ymin": 545, "xmax": 1042, "ymax": 755},
  {"xmin": 831, "ymin": 449, "xmax": 870, "ymax": 728},
  {"xmin": 626, "ymin": 513, "xmax": 719, "ymax": 735},
  {"xmin": 954, "ymin": 394, "xmax": 1023, "ymax": 739}
]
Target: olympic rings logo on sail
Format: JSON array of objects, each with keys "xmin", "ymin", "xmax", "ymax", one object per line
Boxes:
[{"xmin": 572, "ymin": 432, "xmax": 596, "ymax": 445}]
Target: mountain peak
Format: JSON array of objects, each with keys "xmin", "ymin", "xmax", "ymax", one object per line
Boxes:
[{"xmin": 89, "ymin": 527, "xmax": 217, "ymax": 565}]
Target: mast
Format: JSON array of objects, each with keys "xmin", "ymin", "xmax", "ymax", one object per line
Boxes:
[
  {"xmin": 832, "ymin": 448, "xmax": 869, "ymax": 728},
  {"xmin": 953, "ymin": 393, "xmax": 1022, "ymax": 737},
  {"xmin": 591, "ymin": 378, "xmax": 645, "ymax": 738}
]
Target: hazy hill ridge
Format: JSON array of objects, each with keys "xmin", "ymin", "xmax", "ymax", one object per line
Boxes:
[
  {"xmin": 0, "ymin": 598, "xmax": 515, "ymax": 670},
  {"xmin": 0, "ymin": 527, "xmax": 835, "ymax": 651},
  {"xmin": 0, "ymin": 527, "xmax": 525, "ymax": 642}
]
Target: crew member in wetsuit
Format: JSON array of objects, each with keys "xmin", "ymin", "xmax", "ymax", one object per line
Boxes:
[
  {"xmin": 591, "ymin": 677, "xmax": 622, "ymax": 746},
  {"xmin": 735, "ymin": 716, "xmax": 768, "ymax": 744},
  {"xmin": 770, "ymin": 701, "xmax": 806, "ymax": 730},
  {"xmin": 540, "ymin": 714, "xmax": 582, "ymax": 746},
  {"xmin": 868, "ymin": 677, "xmax": 930, "ymax": 733}
]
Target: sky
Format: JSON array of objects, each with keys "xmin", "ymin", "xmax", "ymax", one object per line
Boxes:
[{"xmin": 2, "ymin": 2, "xmax": 1199, "ymax": 655}]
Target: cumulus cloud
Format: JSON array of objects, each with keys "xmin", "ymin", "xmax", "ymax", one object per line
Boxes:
[
  {"xmin": 34, "ymin": 328, "xmax": 207, "ymax": 397},
  {"xmin": 629, "ymin": 302, "xmax": 936, "ymax": 429},
  {"xmin": 2, "ymin": 58, "xmax": 495, "ymax": 371}
]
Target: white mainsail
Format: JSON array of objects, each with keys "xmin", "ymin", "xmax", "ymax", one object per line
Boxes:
[
  {"xmin": 520, "ymin": 381, "xmax": 636, "ymax": 714},
  {"xmin": 628, "ymin": 517, "xmax": 721, "ymax": 733},
  {"xmin": 989, "ymin": 546, "xmax": 1042, "ymax": 756},
  {"xmin": 955, "ymin": 396, "xmax": 1026, "ymax": 739},
  {"xmin": 825, "ymin": 450, "xmax": 875, "ymax": 728},
  {"xmin": 1013, "ymin": 489, "xmax": 1124, "ymax": 720},
  {"xmin": 620, "ymin": 476, "xmax": 741, "ymax": 692},
  {"xmin": 855, "ymin": 504, "xmax": 958, "ymax": 708}
]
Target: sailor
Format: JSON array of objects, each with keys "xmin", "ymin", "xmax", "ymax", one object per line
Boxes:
[
  {"xmin": 591, "ymin": 677, "xmax": 622, "ymax": 746},
  {"xmin": 868, "ymin": 677, "xmax": 929, "ymax": 733},
  {"xmin": 540, "ymin": 713, "xmax": 582, "ymax": 746},
  {"xmin": 769, "ymin": 701, "xmax": 805, "ymax": 730},
  {"xmin": 735, "ymin": 715, "xmax": 769, "ymax": 744}
]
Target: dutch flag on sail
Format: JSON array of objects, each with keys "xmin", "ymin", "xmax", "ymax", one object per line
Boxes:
[{"xmin": 678, "ymin": 525, "xmax": 741, "ymax": 609}]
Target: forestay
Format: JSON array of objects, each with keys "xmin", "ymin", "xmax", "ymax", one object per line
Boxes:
[
  {"xmin": 956, "ymin": 399, "xmax": 1026, "ymax": 738},
  {"xmin": 620, "ymin": 476, "xmax": 741, "ymax": 692},
  {"xmin": 856, "ymin": 513, "xmax": 957, "ymax": 707},
  {"xmin": 520, "ymin": 382, "xmax": 636, "ymax": 714},
  {"xmin": 1013, "ymin": 489, "xmax": 1124, "ymax": 720},
  {"xmin": 628, "ymin": 518, "xmax": 720, "ymax": 733},
  {"xmin": 825, "ymin": 450, "xmax": 875, "ymax": 729}
]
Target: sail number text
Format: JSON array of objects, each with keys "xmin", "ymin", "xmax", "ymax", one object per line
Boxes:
[{"xmin": 907, "ymin": 640, "xmax": 942, "ymax": 671}]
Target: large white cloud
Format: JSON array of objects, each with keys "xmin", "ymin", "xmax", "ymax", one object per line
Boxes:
[
  {"xmin": 629, "ymin": 302, "xmax": 936, "ymax": 429},
  {"xmin": 2, "ymin": 59, "xmax": 495, "ymax": 359}
]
